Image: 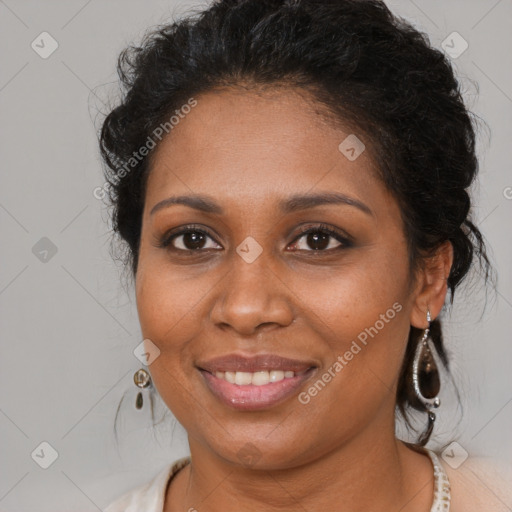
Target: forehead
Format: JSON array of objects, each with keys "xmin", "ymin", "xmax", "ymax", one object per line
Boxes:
[{"xmin": 144, "ymin": 87, "xmax": 384, "ymax": 214}]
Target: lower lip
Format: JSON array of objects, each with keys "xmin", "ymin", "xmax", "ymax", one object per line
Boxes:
[{"xmin": 199, "ymin": 368, "xmax": 316, "ymax": 411}]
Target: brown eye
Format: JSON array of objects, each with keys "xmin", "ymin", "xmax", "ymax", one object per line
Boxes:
[
  {"xmin": 159, "ymin": 225, "xmax": 222, "ymax": 252},
  {"xmin": 288, "ymin": 224, "xmax": 352, "ymax": 252},
  {"xmin": 296, "ymin": 231, "xmax": 336, "ymax": 251},
  {"xmin": 174, "ymin": 231, "xmax": 209, "ymax": 250}
]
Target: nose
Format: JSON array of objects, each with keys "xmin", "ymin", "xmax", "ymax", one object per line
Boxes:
[{"xmin": 209, "ymin": 250, "xmax": 294, "ymax": 337}]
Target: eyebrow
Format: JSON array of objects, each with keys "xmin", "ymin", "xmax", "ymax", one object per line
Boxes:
[{"xmin": 149, "ymin": 192, "xmax": 373, "ymax": 217}]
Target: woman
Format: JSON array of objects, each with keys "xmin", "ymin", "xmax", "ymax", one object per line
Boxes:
[{"xmin": 100, "ymin": 0, "xmax": 511, "ymax": 510}]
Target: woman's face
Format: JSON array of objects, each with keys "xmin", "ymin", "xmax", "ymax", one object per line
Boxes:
[{"xmin": 135, "ymin": 87, "xmax": 426, "ymax": 469}]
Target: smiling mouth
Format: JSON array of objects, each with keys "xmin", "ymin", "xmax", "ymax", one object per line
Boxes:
[
  {"xmin": 198, "ymin": 366, "xmax": 317, "ymax": 411},
  {"xmin": 205, "ymin": 367, "xmax": 312, "ymax": 385}
]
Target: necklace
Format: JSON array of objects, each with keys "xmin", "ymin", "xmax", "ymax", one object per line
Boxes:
[{"xmin": 426, "ymin": 450, "xmax": 451, "ymax": 511}]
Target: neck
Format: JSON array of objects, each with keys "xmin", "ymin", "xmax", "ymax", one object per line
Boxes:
[{"xmin": 167, "ymin": 426, "xmax": 435, "ymax": 512}]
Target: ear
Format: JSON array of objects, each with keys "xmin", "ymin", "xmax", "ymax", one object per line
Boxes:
[{"xmin": 410, "ymin": 240, "xmax": 454, "ymax": 329}]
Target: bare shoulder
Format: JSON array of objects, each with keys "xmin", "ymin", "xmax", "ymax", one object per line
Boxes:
[{"xmin": 441, "ymin": 454, "xmax": 512, "ymax": 512}]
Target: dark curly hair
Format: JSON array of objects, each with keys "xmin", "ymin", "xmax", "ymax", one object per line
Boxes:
[{"xmin": 99, "ymin": 0, "xmax": 493, "ymax": 446}]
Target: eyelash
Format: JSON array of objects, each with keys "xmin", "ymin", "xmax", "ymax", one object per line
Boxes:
[
  {"xmin": 156, "ymin": 223, "xmax": 352, "ymax": 254},
  {"xmin": 293, "ymin": 223, "xmax": 353, "ymax": 251}
]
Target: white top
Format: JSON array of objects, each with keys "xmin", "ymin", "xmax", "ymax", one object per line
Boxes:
[
  {"xmin": 104, "ymin": 456, "xmax": 191, "ymax": 512},
  {"xmin": 104, "ymin": 450, "xmax": 512, "ymax": 511}
]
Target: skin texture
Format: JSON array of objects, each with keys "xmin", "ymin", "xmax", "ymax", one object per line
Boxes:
[{"xmin": 134, "ymin": 87, "xmax": 454, "ymax": 511}]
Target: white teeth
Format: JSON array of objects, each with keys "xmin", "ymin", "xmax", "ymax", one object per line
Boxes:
[
  {"xmin": 224, "ymin": 371, "xmax": 236, "ymax": 384},
  {"xmin": 235, "ymin": 372, "xmax": 253, "ymax": 385},
  {"xmin": 251, "ymin": 371, "xmax": 270, "ymax": 386},
  {"xmin": 214, "ymin": 370, "xmax": 298, "ymax": 385},
  {"xmin": 269, "ymin": 370, "xmax": 285, "ymax": 382}
]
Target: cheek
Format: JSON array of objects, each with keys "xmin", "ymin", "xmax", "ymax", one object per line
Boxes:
[
  {"xmin": 290, "ymin": 255, "xmax": 410, "ymax": 397},
  {"xmin": 291, "ymin": 251, "xmax": 407, "ymax": 338},
  {"xmin": 135, "ymin": 258, "xmax": 209, "ymax": 346},
  {"xmin": 293, "ymin": 281, "xmax": 408, "ymax": 447},
  {"xmin": 135, "ymin": 267, "xmax": 204, "ymax": 417}
]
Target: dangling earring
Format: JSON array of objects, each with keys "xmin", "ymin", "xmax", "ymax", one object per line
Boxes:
[
  {"xmin": 133, "ymin": 368, "xmax": 152, "ymax": 410},
  {"xmin": 412, "ymin": 307, "xmax": 441, "ymax": 446}
]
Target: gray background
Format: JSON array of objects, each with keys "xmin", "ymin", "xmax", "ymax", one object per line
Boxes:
[{"xmin": 1, "ymin": 0, "xmax": 511, "ymax": 510}]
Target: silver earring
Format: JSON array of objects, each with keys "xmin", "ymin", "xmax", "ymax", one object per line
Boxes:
[
  {"xmin": 412, "ymin": 307, "xmax": 440, "ymax": 445},
  {"xmin": 133, "ymin": 368, "xmax": 152, "ymax": 410}
]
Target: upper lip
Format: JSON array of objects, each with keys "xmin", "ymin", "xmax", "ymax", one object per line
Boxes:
[{"xmin": 197, "ymin": 353, "xmax": 317, "ymax": 373}]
